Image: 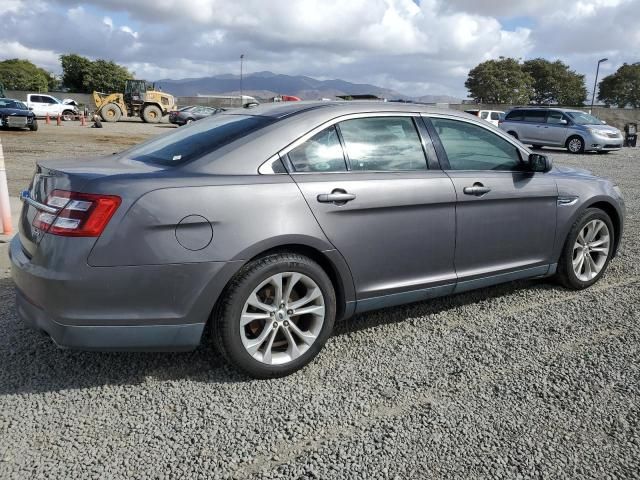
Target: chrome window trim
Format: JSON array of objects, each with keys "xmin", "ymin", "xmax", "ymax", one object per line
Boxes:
[{"xmin": 277, "ymin": 111, "xmax": 431, "ymax": 175}]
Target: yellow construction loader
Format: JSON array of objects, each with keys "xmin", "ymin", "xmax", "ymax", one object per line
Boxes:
[{"xmin": 93, "ymin": 79, "xmax": 176, "ymax": 123}]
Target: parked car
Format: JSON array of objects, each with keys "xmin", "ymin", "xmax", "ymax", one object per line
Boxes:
[
  {"xmin": 499, "ymin": 107, "xmax": 623, "ymax": 153},
  {"xmin": 25, "ymin": 93, "xmax": 78, "ymax": 120},
  {"xmin": 169, "ymin": 105, "xmax": 223, "ymax": 126},
  {"xmin": 0, "ymin": 98, "xmax": 38, "ymax": 131},
  {"xmin": 12, "ymin": 103, "xmax": 625, "ymax": 378},
  {"xmin": 464, "ymin": 109, "xmax": 504, "ymax": 126}
]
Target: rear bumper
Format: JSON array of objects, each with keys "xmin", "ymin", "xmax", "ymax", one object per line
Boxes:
[
  {"xmin": 10, "ymin": 235, "xmax": 239, "ymax": 351},
  {"xmin": 16, "ymin": 289, "xmax": 203, "ymax": 351}
]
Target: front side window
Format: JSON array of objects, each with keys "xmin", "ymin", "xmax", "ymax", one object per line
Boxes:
[
  {"xmin": 547, "ymin": 111, "xmax": 566, "ymax": 125},
  {"xmin": 338, "ymin": 117, "xmax": 427, "ymax": 171},
  {"xmin": 480, "ymin": 111, "xmax": 489, "ymax": 119},
  {"xmin": 288, "ymin": 126, "xmax": 347, "ymax": 172},
  {"xmin": 431, "ymin": 117, "xmax": 523, "ymax": 171},
  {"xmin": 490, "ymin": 112, "xmax": 501, "ymax": 120}
]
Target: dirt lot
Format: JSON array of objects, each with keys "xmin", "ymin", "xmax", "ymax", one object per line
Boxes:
[{"xmin": 0, "ymin": 122, "xmax": 639, "ymax": 479}]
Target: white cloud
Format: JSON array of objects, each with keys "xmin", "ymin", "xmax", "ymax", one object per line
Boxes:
[{"xmin": 0, "ymin": 0, "xmax": 638, "ymax": 97}]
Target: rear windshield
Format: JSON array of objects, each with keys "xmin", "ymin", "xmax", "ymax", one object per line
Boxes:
[{"xmin": 125, "ymin": 114, "xmax": 275, "ymax": 165}]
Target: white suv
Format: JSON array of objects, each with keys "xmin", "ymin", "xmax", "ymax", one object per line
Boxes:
[{"xmin": 464, "ymin": 109, "xmax": 504, "ymax": 127}]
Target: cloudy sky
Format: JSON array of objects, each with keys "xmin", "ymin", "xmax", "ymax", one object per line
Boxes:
[{"xmin": 1, "ymin": 0, "xmax": 639, "ymax": 97}]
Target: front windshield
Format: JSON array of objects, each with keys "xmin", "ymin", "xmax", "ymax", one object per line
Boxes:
[
  {"xmin": 125, "ymin": 114, "xmax": 275, "ymax": 165},
  {"xmin": 0, "ymin": 99, "xmax": 26, "ymax": 110},
  {"xmin": 566, "ymin": 111, "xmax": 605, "ymax": 125}
]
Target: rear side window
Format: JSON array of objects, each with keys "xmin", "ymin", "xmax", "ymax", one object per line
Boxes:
[
  {"xmin": 480, "ymin": 111, "xmax": 489, "ymax": 119},
  {"xmin": 125, "ymin": 114, "xmax": 274, "ymax": 165},
  {"xmin": 490, "ymin": 112, "xmax": 501, "ymax": 120},
  {"xmin": 505, "ymin": 111, "xmax": 523, "ymax": 121},
  {"xmin": 338, "ymin": 117, "xmax": 427, "ymax": 171},
  {"xmin": 523, "ymin": 110, "xmax": 547, "ymax": 123},
  {"xmin": 288, "ymin": 126, "xmax": 347, "ymax": 172}
]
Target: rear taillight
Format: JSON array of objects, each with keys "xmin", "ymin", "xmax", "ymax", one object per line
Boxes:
[{"xmin": 33, "ymin": 190, "xmax": 121, "ymax": 237}]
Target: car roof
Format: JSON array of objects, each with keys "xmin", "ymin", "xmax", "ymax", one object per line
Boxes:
[{"xmin": 509, "ymin": 106, "xmax": 585, "ymax": 113}]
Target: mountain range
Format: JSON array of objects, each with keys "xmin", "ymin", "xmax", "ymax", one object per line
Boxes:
[{"xmin": 156, "ymin": 71, "xmax": 461, "ymax": 103}]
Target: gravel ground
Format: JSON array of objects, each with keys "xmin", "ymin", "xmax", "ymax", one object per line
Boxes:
[{"xmin": 0, "ymin": 125, "xmax": 638, "ymax": 479}]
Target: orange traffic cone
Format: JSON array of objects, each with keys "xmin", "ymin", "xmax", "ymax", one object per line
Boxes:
[
  {"xmin": 80, "ymin": 114, "xmax": 86, "ymax": 126},
  {"xmin": 56, "ymin": 114, "xmax": 62, "ymax": 126},
  {"xmin": 45, "ymin": 113, "xmax": 50, "ymax": 125}
]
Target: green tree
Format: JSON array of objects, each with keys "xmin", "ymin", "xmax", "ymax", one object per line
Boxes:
[
  {"xmin": 60, "ymin": 53, "xmax": 92, "ymax": 91},
  {"xmin": 0, "ymin": 59, "xmax": 52, "ymax": 91},
  {"xmin": 598, "ymin": 63, "xmax": 640, "ymax": 108},
  {"xmin": 60, "ymin": 54, "xmax": 132, "ymax": 93},
  {"xmin": 465, "ymin": 57, "xmax": 534, "ymax": 104},
  {"xmin": 522, "ymin": 58, "xmax": 587, "ymax": 106}
]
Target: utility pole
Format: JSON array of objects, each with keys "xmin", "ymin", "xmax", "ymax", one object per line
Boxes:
[
  {"xmin": 590, "ymin": 58, "xmax": 608, "ymax": 114},
  {"xmin": 240, "ymin": 54, "xmax": 245, "ymax": 105}
]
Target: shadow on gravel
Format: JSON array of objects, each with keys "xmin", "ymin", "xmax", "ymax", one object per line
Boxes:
[{"xmin": 0, "ymin": 276, "xmax": 557, "ymax": 395}]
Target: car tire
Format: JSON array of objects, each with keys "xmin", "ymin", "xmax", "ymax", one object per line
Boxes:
[
  {"xmin": 556, "ymin": 208, "xmax": 614, "ymax": 290},
  {"xmin": 30, "ymin": 119, "xmax": 38, "ymax": 131},
  {"xmin": 101, "ymin": 104, "xmax": 121, "ymax": 122},
  {"xmin": 142, "ymin": 105, "xmax": 162, "ymax": 123},
  {"xmin": 62, "ymin": 110, "xmax": 76, "ymax": 121},
  {"xmin": 212, "ymin": 252, "xmax": 336, "ymax": 378},
  {"xmin": 186, "ymin": 118, "xmax": 194, "ymax": 124},
  {"xmin": 566, "ymin": 136, "xmax": 585, "ymax": 154},
  {"xmin": 507, "ymin": 131, "xmax": 518, "ymax": 139},
  {"xmin": 597, "ymin": 151, "xmax": 610, "ymax": 154}
]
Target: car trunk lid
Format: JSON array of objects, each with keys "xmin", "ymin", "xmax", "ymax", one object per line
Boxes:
[{"xmin": 19, "ymin": 156, "xmax": 164, "ymax": 257}]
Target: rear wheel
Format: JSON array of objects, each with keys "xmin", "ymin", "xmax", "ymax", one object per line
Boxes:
[
  {"xmin": 507, "ymin": 131, "xmax": 518, "ymax": 139},
  {"xmin": 100, "ymin": 104, "xmax": 121, "ymax": 122},
  {"xmin": 556, "ymin": 208, "xmax": 614, "ymax": 289},
  {"xmin": 212, "ymin": 253, "xmax": 336, "ymax": 378},
  {"xmin": 566, "ymin": 136, "xmax": 585, "ymax": 154},
  {"xmin": 142, "ymin": 105, "xmax": 162, "ymax": 123}
]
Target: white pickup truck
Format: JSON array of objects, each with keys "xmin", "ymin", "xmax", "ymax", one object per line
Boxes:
[{"xmin": 25, "ymin": 93, "xmax": 78, "ymax": 120}]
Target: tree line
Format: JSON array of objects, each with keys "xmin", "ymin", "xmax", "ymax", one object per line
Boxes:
[
  {"xmin": 465, "ymin": 56, "xmax": 640, "ymax": 108},
  {"xmin": 0, "ymin": 54, "xmax": 132, "ymax": 94}
]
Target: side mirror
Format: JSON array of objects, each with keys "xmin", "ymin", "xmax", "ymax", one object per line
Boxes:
[
  {"xmin": 560, "ymin": 119, "xmax": 568, "ymax": 125},
  {"xmin": 602, "ymin": 120, "xmax": 607, "ymax": 125},
  {"xmin": 28, "ymin": 107, "xmax": 33, "ymax": 111},
  {"xmin": 529, "ymin": 153, "xmax": 552, "ymax": 173}
]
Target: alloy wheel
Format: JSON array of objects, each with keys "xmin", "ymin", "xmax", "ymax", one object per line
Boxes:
[
  {"xmin": 240, "ymin": 272, "xmax": 325, "ymax": 365},
  {"xmin": 572, "ymin": 219, "xmax": 610, "ymax": 281},
  {"xmin": 568, "ymin": 138, "xmax": 583, "ymax": 153}
]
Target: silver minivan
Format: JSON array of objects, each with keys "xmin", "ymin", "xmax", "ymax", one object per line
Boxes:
[{"xmin": 499, "ymin": 107, "xmax": 623, "ymax": 153}]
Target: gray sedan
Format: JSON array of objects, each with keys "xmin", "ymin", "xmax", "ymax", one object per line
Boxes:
[{"xmin": 11, "ymin": 102, "xmax": 625, "ymax": 378}]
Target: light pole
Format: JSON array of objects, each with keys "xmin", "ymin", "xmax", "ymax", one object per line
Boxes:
[
  {"xmin": 590, "ymin": 58, "xmax": 608, "ymax": 113},
  {"xmin": 240, "ymin": 54, "xmax": 245, "ymax": 104}
]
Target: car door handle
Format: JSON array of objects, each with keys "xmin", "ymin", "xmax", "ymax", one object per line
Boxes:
[
  {"xmin": 463, "ymin": 184, "xmax": 491, "ymax": 196},
  {"xmin": 317, "ymin": 191, "xmax": 356, "ymax": 204}
]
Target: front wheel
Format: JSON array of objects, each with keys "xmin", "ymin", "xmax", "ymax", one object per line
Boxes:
[
  {"xmin": 142, "ymin": 105, "xmax": 162, "ymax": 123},
  {"xmin": 566, "ymin": 136, "xmax": 585, "ymax": 154},
  {"xmin": 29, "ymin": 119, "xmax": 38, "ymax": 131},
  {"xmin": 556, "ymin": 208, "xmax": 614, "ymax": 290},
  {"xmin": 212, "ymin": 253, "xmax": 336, "ymax": 378}
]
